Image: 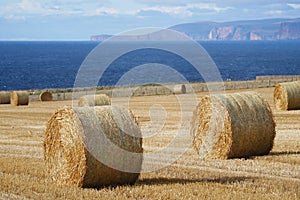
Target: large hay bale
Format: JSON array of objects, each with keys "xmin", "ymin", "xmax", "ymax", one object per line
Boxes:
[
  {"xmin": 0, "ymin": 92, "xmax": 11, "ymax": 104},
  {"xmin": 44, "ymin": 106, "xmax": 143, "ymax": 188},
  {"xmin": 10, "ymin": 91, "xmax": 29, "ymax": 106},
  {"xmin": 173, "ymin": 84, "xmax": 186, "ymax": 94},
  {"xmin": 274, "ymin": 81, "xmax": 300, "ymax": 110},
  {"xmin": 39, "ymin": 91, "xmax": 53, "ymax": 101},
  {"xmin": 191, "ymin": 92, "xmax": 276, "ymax": 159},
  {"xmin": 78, "ymin": 94, "xmax": 111, "ymax": 107}
]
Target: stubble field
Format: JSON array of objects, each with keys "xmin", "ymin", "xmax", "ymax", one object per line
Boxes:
[{"xmin": 0, "ymin": 87, "xmax": 299, "ymax": 199}]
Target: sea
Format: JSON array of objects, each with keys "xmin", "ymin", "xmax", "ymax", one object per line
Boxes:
[{"xmin": 0, "ymin": 40, "xmax": 299, "ymax": 91}]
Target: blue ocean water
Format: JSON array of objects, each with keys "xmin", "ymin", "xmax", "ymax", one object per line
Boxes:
[{"xmin": 0, "ymin": 41, "xmax": 299, "ymax": 91}]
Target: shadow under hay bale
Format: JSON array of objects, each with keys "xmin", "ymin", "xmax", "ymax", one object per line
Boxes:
[
  {"xmin": 78, "ymin": 94, "xmax": 111, "ymax": 107},
  {"xmin": 274, "ymin": 81, "xmax": 300, "ymax": 110},
  {"xmin": 44, "ymin": 106, "xmax": 143, "ymax": 188},
  {"xmin": 0, "ymin": 91, "xmax": 11, "ymax": 104},
  {"xmin": 190, "ymin": 92, "xmax": 276, "ymax": 159},
  {"xmin": 10, "ymin": 91, "xmax": 29, "ymax": 106},
  {"xmin": 39, "ymin": 91, "xmax": 53, "ymax": 101},
  {"xmin": 173, "ymin": 84, "xmax": 186, "ymax": 94}
]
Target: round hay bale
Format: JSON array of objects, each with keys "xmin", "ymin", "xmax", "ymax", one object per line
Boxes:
[
  {"xmin": 173, "ymin": 84, "xmax": 186, "ymax": 94},
  {"xmin": 78, "ymin": 94, "xmax": 111, "ymax": 107},
  {"xmin": 156, "ymin": 86, "xmax": 173, "ymax": 95},
  {"xmin": 39, "ymin": 91, "xmax": 53, "ymax": 101},
  {"xmin": 0, "ymin": 92, "xmax": 11, "ymax": 104},
  {"xmin": 191, "ymin": 92, "xmax": 276, "ymax": 159},
  {"xmin": 274, "ymin": 81, "xmax": 300, "ymax": 110},
  {"xmin": 44, "ymin": 105, "xmax": 143, "ymax": 188},
  {"xmin": 10, "ymin": 91, "xmax": 29, "ymax": 106}
]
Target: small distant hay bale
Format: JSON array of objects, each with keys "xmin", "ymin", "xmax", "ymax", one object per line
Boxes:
[
  {"xmin": 0, "ymin": 92, "xmax": 11, "ymax": 104},
  {"xmin": 44, "ymin": 105, "xmax": 143, "ymax": 188},
  {"xmin": 274, "ymin": 81, "xmax": 300, "ymax": 110},
  {"xmin": 10, "ymin": 91, "xmax": 29, "ymax": 106},
  {"xmin": 39, "ymin": 91, "xmax": 53, "ymax": 101},
  {"xmin": 190, "ymin": 92, "xmax": 276, "ymax": 159},
  {"xmin": 173, "ymin": 84, "xmax": 186, "ymax": 94},
  {"xmin": 156, "ymin": 86, "xmax": 173, "ymax": 95},
  {"xmin": 78, "ymin": 94, "xmax": 111, "ymax": 107}
]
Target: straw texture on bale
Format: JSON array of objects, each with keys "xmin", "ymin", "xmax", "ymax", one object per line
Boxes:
[
  {"xmin": 274, "ymin": 81, "xmax": 300, "ymax": 110},
  {"xmin": 44, "ymin": 105, "xmax": 143, "ymax": 188},
  {"xmin": 0, "ymin": 92, "xmax": 11, "ymax": 104},
  {"xmin": 78, "ymin": 94, "xmax": 111, "ymax": 107},
  {"xmin": 39, "ymin": 91, "xmax": 53, "ymax": 101},
  {"xmin": 173, "ymin": 84, "xmax": 186, "ymax": 94},
  {"xmin": 190, "ymin": 92, "xmax": 276, "ymax": 159},
  {"xmin": 10, "ymin": 91, "xmax": 29, "ymax": 106}
]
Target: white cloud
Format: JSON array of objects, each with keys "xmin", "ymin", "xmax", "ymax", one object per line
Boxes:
[
  {"xmin": 4, "ymin": 14, "xmax": 26, "ymax": 21},
  {"xmin": 132, "ymin": 3, "xmax": 231, "ymax": 17},
  {"xmin": 139, "ymin": 6, "xmax": 193, "ymax": 17},
  {"xmin": 133, "ymin": 0, "xmax": 290, "ymax": 8},
  {"xmin": 17, "ymin": 0, "xmax": 42, "ymax": 13},
  {"xmin": 0, "ymin": 0, "xmax": 299, "ymax": 29},
  {"xmin": 0, "ymin": 0, "xmax": 83, "ymax": 17},
  {"xmin": 98, "ymin": 7, "xmax": 118, "ymax": 15},
  {"xmin": 188, "ymin": 3, "xmax": 232, "ymax": 13},
  {"xmin": 287, "ymin": 3, "xmax": 300, "ymax": 9},
  {"xmin": 264, "ymin": 10, "xmax": 284, "ymax": 15},
  {"xmin": 88, "ymin": 7, "xmax": 119, "ymax": 16},
  {"xmin": 0, "ymin": 1, "xmax": 294, "ymax": 20}
]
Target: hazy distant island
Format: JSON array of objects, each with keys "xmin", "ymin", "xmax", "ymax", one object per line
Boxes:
[{"xmin": 91, "ymin": 18, "xmax": 300, "ymax": 41}]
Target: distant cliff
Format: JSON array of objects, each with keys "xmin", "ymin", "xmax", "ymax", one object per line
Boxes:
[
  {"xmin": 208, "ymin": 26, "xmax": 263, "ymax": 40},
  {"xmin": 278, "ymin": 21, "xmax": 300, "ymax": 40},
  {"xmin": 91, "ymin": 18, "xmax": 300, "ymax": 41},
  {"xmin": 90, "ymin": 34, "xmax": 112, "ymax": 41},
  {"xmin": 170, "ymin": 18, "xmax": 300, "ymax": 41}
]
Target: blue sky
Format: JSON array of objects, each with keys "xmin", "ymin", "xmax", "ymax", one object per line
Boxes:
[{"xmin": 0, "ymin": 0, "xmax": 300, "ymax": 40}]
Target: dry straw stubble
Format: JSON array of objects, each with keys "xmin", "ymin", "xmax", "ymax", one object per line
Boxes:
[
  {"xmin": 274, "ymin": 81, "xmax": 300, "ymax": 110},
  {"xmin": 78, "ymin": 94, "xmax": 111, "ymax": 107},
  {"xmin": 10, "ymin": 91, "xmax": 29, "ymax": 106},
  {"xmin": 191, "ymin": 92, "xmax": 276, "ymax": 159},
  {"xmin": 44, "ymin": 105, "xmax": 143, "ymax": 188}
]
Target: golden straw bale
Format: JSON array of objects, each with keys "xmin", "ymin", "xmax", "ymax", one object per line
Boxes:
[
  {"xmin": 0, "ymin": 91, "xmax": 11, "ymax": 104},
  {"xmin": 44, "ymin": 106, "xmax": 143, "ymax": 188},
  {"xmin": 173, "ymin": 84, "xmax": 186, "ymax": 94},
  {"xmin": 78, "ymin": 94, "xmax": 111, "ymax": 107},
  {"xmin": 39, "ymin": 91, "xmax": 53, "ymax": 101},
  {"xmin": 274, "ymin": 81, "xmax": 300, "ymax": 110},
  {"xmin": 10, "ymin": 91, "xmax": 29, "ymax": 106},
  {"xmin": 191, "ymin": 92, "xmax": 276, "ymax": 159}
]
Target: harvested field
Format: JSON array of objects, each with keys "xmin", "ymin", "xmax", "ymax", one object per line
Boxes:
[{"xmin": 0, "ymin": 87, "xmax": 299, "ymax": 199}]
